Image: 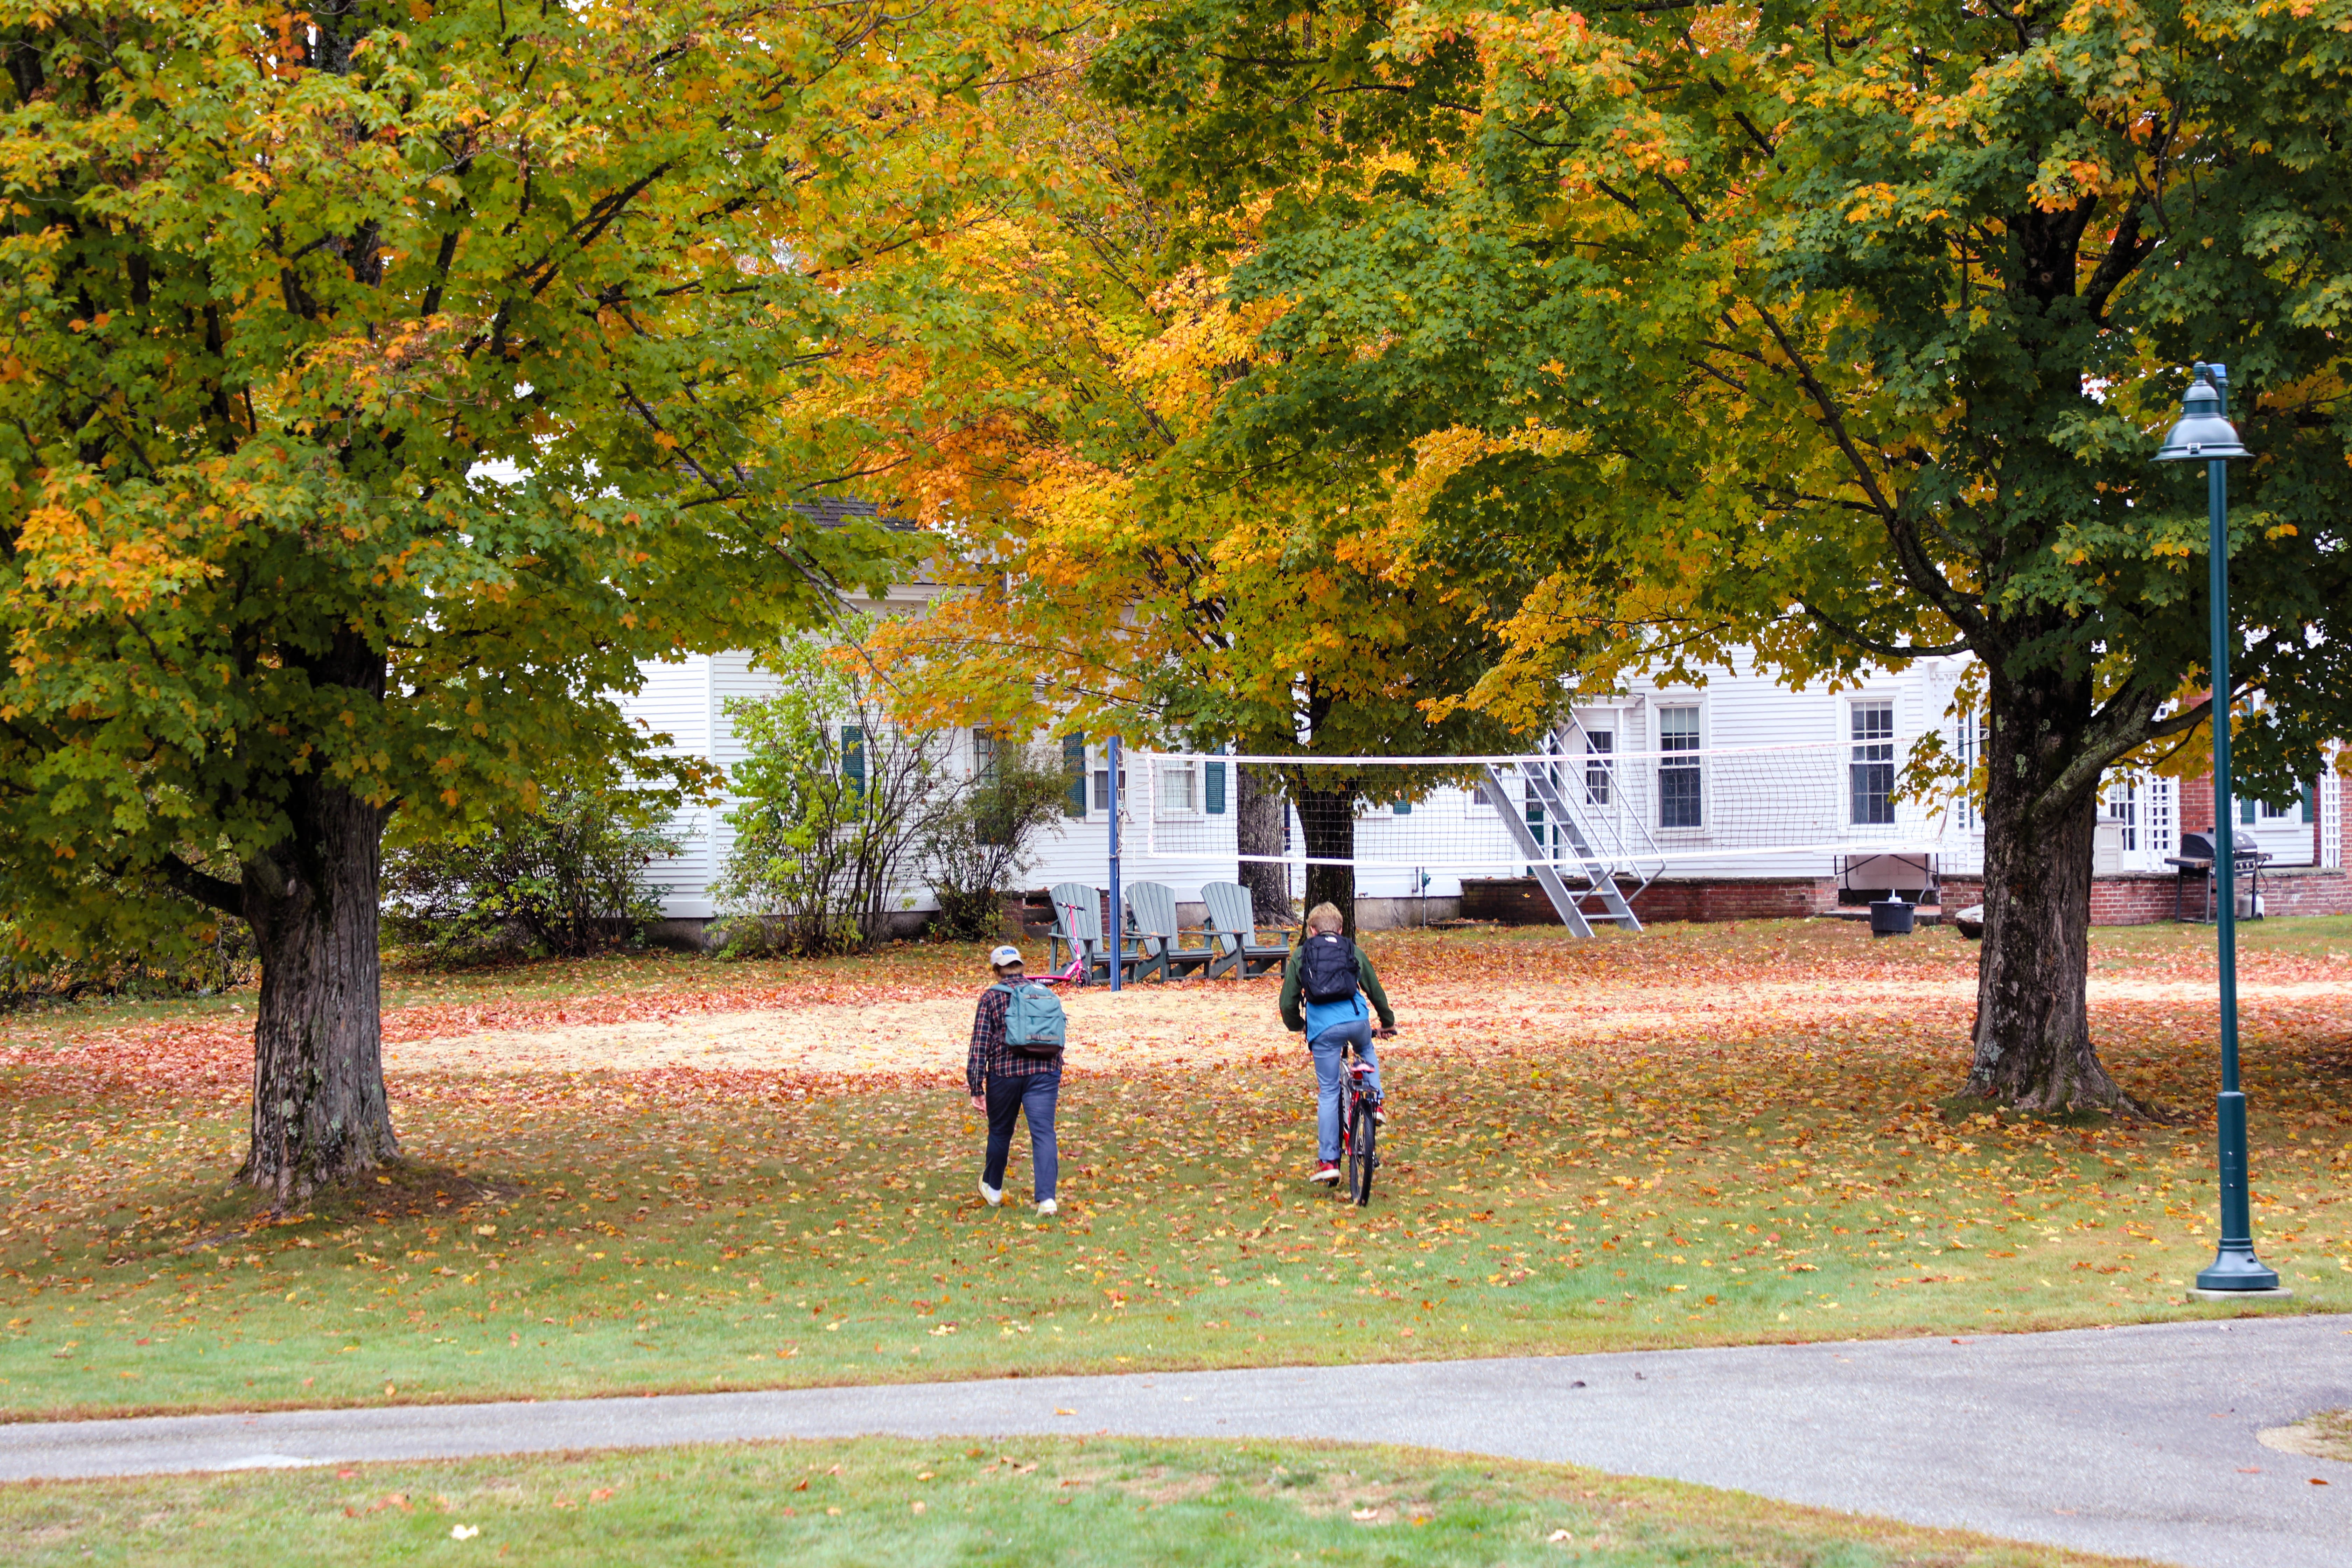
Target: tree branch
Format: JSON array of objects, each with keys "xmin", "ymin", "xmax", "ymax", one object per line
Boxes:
[
  {"xmin": 159, "ymin": 854, "xmax": 246, "ymax": 917},
  {"xmin": 1797, "ymin": 598, "xmax": 1969, "ymax": 660}
]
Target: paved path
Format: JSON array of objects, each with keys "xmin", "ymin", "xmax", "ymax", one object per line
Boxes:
[{"xmin": 5, "ymin": 1316, "xmax": 2348, "ymax": 1568}]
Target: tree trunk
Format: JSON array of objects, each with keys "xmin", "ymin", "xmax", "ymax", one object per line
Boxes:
[
  {"xmin": 1961, "ymin": 675, "xmax": 2147, "ymax": 1114},
  {"xmin": 1234, "ymin": 763, "xmax": 1295, "ymax": 926},
  {"xmin": 235, "ymin": 638, "xmax": 400, "ymax": 1203},
  {"xmin": 1296, "ymin": 782, "xmax": 1358, "ymax": 938},
  {"xmin": 241, "ymin": 775, "xmax": 398, "ymax": 1202}
]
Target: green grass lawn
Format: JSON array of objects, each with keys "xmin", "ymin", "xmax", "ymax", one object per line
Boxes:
[
  {"xmin": 0, "ymin": 1435, "xmax": 2164, "ymax": 1566},
  {"xmin": 2, "ymin": 919, "xmax": 2347, "ymax": 1420}
]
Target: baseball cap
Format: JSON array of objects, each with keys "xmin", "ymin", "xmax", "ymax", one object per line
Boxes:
[{"xmin": 988, "ymin": 945, "xmax": 1023, "ymax": 968}]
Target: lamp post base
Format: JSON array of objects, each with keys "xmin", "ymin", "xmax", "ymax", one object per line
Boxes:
[
  {"xmin": 2186, "ymin": 1286, "xmax": 2293, "ymax": 1303},
  {"xmin": 2194, "ymin": 1243, "xmax": 2280, "ymax": 1293}
]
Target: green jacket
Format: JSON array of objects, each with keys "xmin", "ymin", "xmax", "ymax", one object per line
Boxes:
[{"xmin": 1278, "ymin": 938, "xmax": 1395, "ymax": 1034}]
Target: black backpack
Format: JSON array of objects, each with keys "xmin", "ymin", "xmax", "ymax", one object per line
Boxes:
[{"xmin": 1299, "ymin": 933, "xmax": 1361, "ymax": 1004}]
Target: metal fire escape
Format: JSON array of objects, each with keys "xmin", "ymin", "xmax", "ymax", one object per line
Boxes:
[{"xmin": 1477, "ymin": 718, "xmax": 1662, "ymax": 937}]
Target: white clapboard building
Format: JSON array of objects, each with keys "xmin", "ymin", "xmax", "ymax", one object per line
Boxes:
[{"xmin": 619, "ymin": 615, "xmax": 2342, "ymax": 935}]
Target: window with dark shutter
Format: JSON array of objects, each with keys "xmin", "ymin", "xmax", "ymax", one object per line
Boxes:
[
  {"xmin": 1062, "ymin": 732, "xmax": 1086, "ymax": 818},
  {"xmin": 842, "ymin": 724, "xmax": 866, "ymax": 797}
]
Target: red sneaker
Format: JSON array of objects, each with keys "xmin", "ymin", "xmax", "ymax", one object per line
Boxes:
[{"xmin": 1309, "ymin": 1161, "xmax": 1340, "ymax": 1183}]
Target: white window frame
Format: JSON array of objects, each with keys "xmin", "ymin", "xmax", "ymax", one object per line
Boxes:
[
  {"xmin": 1846, "ymin": 695, "xmax": 1899, "ymax": 830},
  {"xmin": 1582, "ymin": 724, "xmax": 1617, "ymax": 808},
  {"xmin": 1653, "ymin": 696, "xmax": 1707, "ymax": 835},
  {"xmin": 1154, "ymin": 756, "xmax": 1202, "ymax": 819},
  {"xmin": 1089, "ymin": 747, "xmax": 1128, "ymax": 817},
  {"xmin": 2256, "ymin": 793, "xmax": 2301, "ymax": 824}
]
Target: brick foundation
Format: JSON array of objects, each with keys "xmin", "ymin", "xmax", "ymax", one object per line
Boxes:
[
  {"xmin": 1463, "ymin": 875, "xmax": 1840, "ymax": 926},
  {"xmin": 1458, "ymin": 868, "xmax": 2351, "ymax": 927},
  {"xmin": 1626, "ymin": 877, "xmax": 1840, "ymax": 924},
  {"xmin": 1933, "ymin": 867, "xmax": 2350, "ymax": 924}
]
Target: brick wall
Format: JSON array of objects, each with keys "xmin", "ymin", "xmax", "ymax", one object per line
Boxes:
[
  {"xmin": 2257, "ymin": 867, "xmax": 2352, "ymax": 917},
  {"xmin": 1458, "ymin": 867, "xmax": 2351, "ymax": 929},
  {"xmin": 2180, "ymin": 775, "xmax": 2215, "ymax": 835},
  {"xmin": 1627, "ymin": 877, "xmax": 1839, "ymax": 924},
  {"xmin": 1939, "ymin": 868, "xmax": 2351, "ymax": 924},
  {"xmin": 1460, "ymin": 876, "xmax": 1840, "ymax": 925}
]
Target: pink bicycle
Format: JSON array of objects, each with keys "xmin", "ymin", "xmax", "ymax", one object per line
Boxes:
[{"xmin": 1034, "ymin": 895, "xmax": 1093, "ymax": 988}]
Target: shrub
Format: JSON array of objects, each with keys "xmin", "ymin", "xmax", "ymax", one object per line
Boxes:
[
  {"xmin": 713, "ymin": 624, "xmax": 953, "ymax": 957},
  {"xmin": 1, "ymin": 909, "xmax": 254, "ymax": 1011},
  {"xmin": 924, "ymin": 740, "xmax": 1073, "ymax": 940},
  {"xmin": 382, "ymin": 784, "xmax": 679, "ymax": 962}
]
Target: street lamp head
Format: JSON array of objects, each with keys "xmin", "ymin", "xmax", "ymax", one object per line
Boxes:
[{"xmin": 2156, "ymin": 363, "xmax": 2249, "ymax": 462}]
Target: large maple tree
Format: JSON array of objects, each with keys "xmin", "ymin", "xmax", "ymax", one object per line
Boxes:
[
  {"xmin": 1094, "ymin": 0, "xmax": 2352, "ymax": 1111},
  {"xmin": 0, "ymin": 0, "xmax": 1010, "ymax": 1197},
  {"xmin": 830, "ymin": 56, "xmax": 1552, "ymax": 929}
]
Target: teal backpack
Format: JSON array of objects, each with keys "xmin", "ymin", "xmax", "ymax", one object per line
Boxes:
[{"xmin": 992, "ymin": 980, "xmax": 1067, "ymax": 1058}]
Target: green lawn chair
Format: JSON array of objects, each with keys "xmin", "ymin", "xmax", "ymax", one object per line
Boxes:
[
  {"xmin": 1124, "ymin": 881, "xmax": 1214, "ymax": 981},
  {"xmin": 1200, "ymin": 881, "xmax": 1292, "ymax": 979}
]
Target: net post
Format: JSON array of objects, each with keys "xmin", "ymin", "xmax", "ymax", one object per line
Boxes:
[{"xmin": 1107, "ymin": 734, "xmax": 1122, "ymax": 993}]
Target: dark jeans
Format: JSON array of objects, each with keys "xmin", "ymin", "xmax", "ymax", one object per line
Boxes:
[{"xmin": 983, "ymin": 1071, "xmax": 1060, "ymax": 1202}]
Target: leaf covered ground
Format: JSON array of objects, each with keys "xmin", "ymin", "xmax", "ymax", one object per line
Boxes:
[
  {"xmin": 1, "ymin": 918, "xmax": 2347, "ymax": 1420},
  {"xmin": 0, "ymin": 1435, "xmax": 2168, "ymax": 1567}
]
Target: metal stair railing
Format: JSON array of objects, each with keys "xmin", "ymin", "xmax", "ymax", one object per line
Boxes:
[
  {"xmin": 1557, "ymin": 716, "xmax": 1666, "ymax": 905},
  {"xmin": 1518, "ymin": 757, "xmax": 1644, "ymax": 931},
  {"xmin": 1477, "ymin": 768, "xmax": 1596, "ymax": 938}
]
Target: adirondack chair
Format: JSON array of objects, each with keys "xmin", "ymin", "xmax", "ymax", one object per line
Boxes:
[
  {"xmin": 1045, "ymin": 881, "xmax": 1144, "ymax": 985},
  {"xmin": 1199, "ymin": 881, "xmax": 1292, "ymax": 979},
  {"xmin": 1123, "ymin": 881, "xmax": 1214, "ymax": 981},
  {"xmin": 1044, "ymin": 881, "xmax": 1106, "ymax": 983}
]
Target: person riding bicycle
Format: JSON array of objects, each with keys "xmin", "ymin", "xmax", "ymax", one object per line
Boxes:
[{"xmin": 1278, "ymin": 902, "xmax": 1396, "ymax": 1184}]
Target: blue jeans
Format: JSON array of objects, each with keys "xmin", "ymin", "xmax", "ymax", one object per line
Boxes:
[
  {"xmin": 983, "ymin": 1072, "xmax": 1060, "ymax": 1201},
  {"xmin": 1309, "ymin": 1018, "xmax": 1381, "ymax": 1163}
]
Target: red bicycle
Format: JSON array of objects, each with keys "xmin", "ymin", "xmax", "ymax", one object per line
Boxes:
[{"xmin": 1335, "ymin": 1029, "xmax": 1394, "ymax": 1206}]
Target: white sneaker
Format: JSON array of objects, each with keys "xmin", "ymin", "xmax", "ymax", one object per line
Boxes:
[
  {"xmin": 980, "ymin": 1181, "xmax": 1002, "ymax": 1206},
  {"xmin": 1036, "ymin": 1198, "xmax": 1058, "ymax": 1217}
]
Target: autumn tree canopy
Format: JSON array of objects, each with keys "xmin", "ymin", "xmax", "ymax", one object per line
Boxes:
[
  {"xmin": 0, "ymin": 0, "xmax": 1013, "ymax": 1197},
  {"xmin": 1092, "ymin": 0, "xmax": 2352, "ymax": 1109},
  {"xmin": 831, "ymin": 53, "xmax": 1557, "ymax": 927}
]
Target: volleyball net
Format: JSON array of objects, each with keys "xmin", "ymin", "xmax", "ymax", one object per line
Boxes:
[{"xmin": 1128, "ymin": 740, "xmax": 1981, "ymax": 888}]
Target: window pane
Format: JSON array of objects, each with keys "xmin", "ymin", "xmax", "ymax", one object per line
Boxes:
[
  {"xmin": 1093, "ymin": 765, "xmax": 1127, "ymax": 811},
  {"xmin": 2106, "ymin": 776, "xmax": 2139, "ymax": 851},
  {"xmin": 1586, "ymin": 730, "xmax": 1614, "ymax": 806},
  {"xmin": 1850, "ymin": 701, "xmax": 1894, "ymax": 825},
  {"xmin": 1658, "ymin": 707, "xmax": 1700, "ymax": 828},
  {"xmin": 1161, "ymin": 766, "xmax": 1195, "ymax": 812}
]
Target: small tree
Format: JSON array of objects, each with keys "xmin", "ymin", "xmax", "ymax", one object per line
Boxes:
[
  {"xmin": 924, "ymin": 739, "xmax": 1073, "ymax": 940},
  {"xmin": 714, "ymin": 629, "xmax": 953, "ymax": 956},
  {"xmin": 382, "ymin": 783, "xmax": 680, "ymax": 962}
]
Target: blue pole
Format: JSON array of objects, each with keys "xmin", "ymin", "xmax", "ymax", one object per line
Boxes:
[
  {"xmin": 2195, "ymin": 365, "xmax": 2277, "ymax": 1293},
  {"xmin": 1107, "ymin": 735, "xmax": 1122, "ymax": 993}
]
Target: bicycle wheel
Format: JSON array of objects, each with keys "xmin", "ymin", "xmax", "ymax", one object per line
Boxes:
[{"xmin": 1346, "ymin": 1097, "xmax": 1377, "ymax": 1205}]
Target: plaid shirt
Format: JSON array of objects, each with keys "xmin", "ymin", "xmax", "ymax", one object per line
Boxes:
[{"xmin": 967, "ymin": 983, "xmax": 1059, "ymax": 1096}]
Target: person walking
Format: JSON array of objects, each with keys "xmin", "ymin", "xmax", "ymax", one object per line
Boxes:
[
  {"xmin": 1278, "ymin": 903, "xmax": 1396, "ymax": 1183},
  {"xmin": 968, "ymin": 944, "xmax": 1063, "ymax": 1216}
]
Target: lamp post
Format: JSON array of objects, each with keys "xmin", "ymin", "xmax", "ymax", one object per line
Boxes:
[{"xmin": 2155, "ymin": 362, "xmax": 2281, "ymax": 1296}]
